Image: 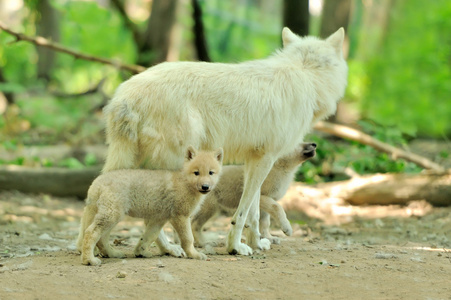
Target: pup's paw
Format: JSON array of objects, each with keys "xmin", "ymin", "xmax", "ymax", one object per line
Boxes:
[
  {"xmin": 281, "ymin": 222, "xmax": 293, "ymax": 236},
  {"xmin": 82, "ymin": 257, "xmax": 101, "ymax": 266},
  {"xmin": 106, "ymin": 249, "xmax": 126, "ymax": 258},
  {"xmin": 163, "ymin": 244, "xmax": 186, "ymax": 258},
  {"xmin": 264, "ymin": 236, "xmax": 281, "ymax": 245},
  {"xmin": 227, "ymin": 242, "xmax": 253, "ymax": 256},
  {"xmin": 259, "ymin": 238, "xmax": 271, "ymax": 250},
  {"xmin": 135, "ymin": 250, "xmax": 153, "ymax": 258},
  {"xmin": 189, "ymin": 251, "xmax": 207, "ymax": 260}
]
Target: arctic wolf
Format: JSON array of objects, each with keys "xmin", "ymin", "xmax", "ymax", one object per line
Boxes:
[
  {"xmin": 191, "ymin": 142, "xmax": 316, "ymax": 247},
  {"xmin": 102, "ymin": 27, "xmax": 347, "ymax": 255},
  {"xmin": 77, "ymin": 146, "xmax": 223, "ymax": 265}
]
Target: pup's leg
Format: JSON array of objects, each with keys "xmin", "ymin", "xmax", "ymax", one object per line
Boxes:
[
  {"xmin": 191, "ymin": 200, "xmax": 218, "ymax": 247},
  {"xmin": 259, "ymin": 210, "xmax": 280, "ymax": 245},
  {"xmin": 155, "ymin": 229, "xmax": 186, "ymax": 258},
  {"xmin": 227, "ymin": 156, "xmax": 275, "ymax": 255},
  {"xmin": 82, "ymin": 213, "xmax": 120, "ymax": 266},
  {"xmin": 134, "ymin": 220, "xmax": 166, "ymax": 258},
  {"xmin": 171, "ymin": 216, "xmax": 207, "ymax": 260},
  {"xmin": 260, "ymin": 195, "xmax": 292, "ymax": 237},
  {"xmin": 76, "ymin": 205, "xmax": 96, "ymax": 253},
  {"xmin": 246, "ymin": 194, "xmax": 271, "ymax": 250},
  {"xmin": 96, "ymin": 226, "xmax": 126, "ymax": 258}
]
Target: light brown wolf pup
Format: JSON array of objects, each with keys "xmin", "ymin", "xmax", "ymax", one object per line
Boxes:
[
  {"xmin": 77, "ymin": 146, "xmax": 223, "ymax": 265},
  {"xmin": 191, "ymin": 143, "xmax": 316, "ymax": 246}
]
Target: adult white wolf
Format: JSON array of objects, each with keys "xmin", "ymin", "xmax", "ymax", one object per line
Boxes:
[{"xmin": 102, "ymin": 27, "xmax": 347, "ymax": 255}]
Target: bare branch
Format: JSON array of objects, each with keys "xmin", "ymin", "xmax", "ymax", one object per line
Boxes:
[
  {"xmin": 314, "ymin": 121, "xmax": 446, "ymax": 173},
  {"xmin": 0, "ymin": 22, "xmax": 146, "ymax": 74}
]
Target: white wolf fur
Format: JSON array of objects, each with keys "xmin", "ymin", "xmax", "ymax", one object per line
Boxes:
[
  {"xmin": 102, "ymin": 27, "xmax": 347, "ymax": 255},
  {"xmin": 191, "ymin": 142, "xmax": 316, "ymax": 247},
  {"xmin": 77, "ymin": 147, "xmax": 223, "ymax": 265}
]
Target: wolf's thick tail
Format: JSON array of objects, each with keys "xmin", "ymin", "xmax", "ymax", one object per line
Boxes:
[{"xmin": 102, "ymin": 101, "xmax": 140, "ymax": 173}]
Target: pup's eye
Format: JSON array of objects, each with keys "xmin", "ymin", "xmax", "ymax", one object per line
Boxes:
[
  {"xmin": 194, "ymin": 171, "xmax": 200, "ymax": 176},
  {"xmin": 209, "ymin": 171, "xmax": 214, "ymax": 175}
]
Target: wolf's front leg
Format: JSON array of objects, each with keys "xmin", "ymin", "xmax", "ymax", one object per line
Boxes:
[
  {"xmin": 171, "ymin": 216, "xmax": 207, "ymax": 260},
  {"xmin": 227, "ymin": 156, "xmax": 275, "ymax": 255}
]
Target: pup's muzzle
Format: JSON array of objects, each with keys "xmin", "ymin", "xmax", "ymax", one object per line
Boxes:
[
  {"xmin": 302, "ymin": 142, "xmax": 317, "ymax": 158},
  {"xmin": 199, "ymin": 184, "xmax": 211, "ymax": 194}
]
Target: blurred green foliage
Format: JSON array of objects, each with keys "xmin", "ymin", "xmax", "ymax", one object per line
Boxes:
[
  {"xmin": 0, "ymin": 0, "xmax": 449, "ymax": 175},
  {"xmin": 357, "ymin": 0, "xmax": 451, "ymax": 137},
  {"xmin": 296, "ymin": 120, "xmax": 422, "ymax": 184}
]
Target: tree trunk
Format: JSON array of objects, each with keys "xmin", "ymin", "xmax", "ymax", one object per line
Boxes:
[
  {"xmin": 319, "ymin": 0, "xmax": 352, "ymax": 123},
  {"xmin": 191, "ymin": 0, "xmax": 211, "ymax": 62},
  {"xmin": 0, "ymin": 67, "xmax": 14, "ymax": 105},
  {"xmin": 36, "ymin": 0, "xmax": 59, "ymax": 81},
  {"xmin": 282, "ymin": 0, "xmax": 309, "ymax": 37},
  {"xmin": 319, "ymin": 0, "xmax": 352, "ymax": 38},
  {"xmin": 138, "ymin": 0, "xmax": 178, "ymax": 66}
]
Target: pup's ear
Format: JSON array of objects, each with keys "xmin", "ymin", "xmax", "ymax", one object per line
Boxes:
[
  {"xmin": 214, "ymin": 148, "xmax": 224, "ymax": 164},
  {"xmin": 326, "ymin": 27, "xmax": 345, "ymax": 55},
  {"xmin": 186, "ymin": 146, "xmax": 197, "ymax": 161},
  {"xmin": 282, "ymin": 27, "xmax": 297, "ymax": 47}
]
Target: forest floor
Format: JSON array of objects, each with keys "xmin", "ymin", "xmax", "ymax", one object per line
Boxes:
[{"xmin": 1, "ymin": 189, "xmax": 450, "ymax": 300}]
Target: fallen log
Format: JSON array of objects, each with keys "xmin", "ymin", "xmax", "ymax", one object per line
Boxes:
[
  {"xmin": 0, "ymin": 165, "xmax": 101, "ymax": 198},
  {"xmin": 281, "ymin": 172, "xmax": 451, "ymax": 209}
]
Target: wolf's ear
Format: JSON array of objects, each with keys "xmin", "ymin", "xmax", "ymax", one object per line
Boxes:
[
  {"xmin": 214, "ymin": 148, "xmax": 224, "ymax": 164},
  {"xmin": 326, "ymin": 27, "xmax": 345, "ymax": 55},
  {"xmin": 282, "ymin": 27, "xmax": 297, "ymax": 47},
  {"xmin": 186, "ymin": 146, "xmax": 197, "ymax": 161}
]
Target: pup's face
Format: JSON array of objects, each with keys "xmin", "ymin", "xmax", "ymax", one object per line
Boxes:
[{"xmin": 184, "ymin": 146, "xmax": 223, "ymax": 194}]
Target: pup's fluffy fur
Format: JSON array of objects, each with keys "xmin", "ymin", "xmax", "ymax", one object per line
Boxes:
[
  {"xmin": 102, "ymin": 27, "xmax": 347, "ymax": 255},
  {"xmin": 77, "ymin": 147, "xmax": 223, "ymax": 265},
  {"xmin": 192, "ymin": 142, "xmax": 316, "ymax": 247}
]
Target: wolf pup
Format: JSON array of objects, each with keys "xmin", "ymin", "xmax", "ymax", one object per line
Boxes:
[
  {"xmin": 77, "ymin": 146, "xmax": 223, "ymax": 265},
  {"xmin": 102, "ymin": 27, "xmax": 347, "ymax": 255},
  {"xmin": 191, "ymin": 142, "xmax": 316, "ymax": 246}
]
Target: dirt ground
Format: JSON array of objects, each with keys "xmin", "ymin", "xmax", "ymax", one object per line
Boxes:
[{"xmin": 1, "ymin": 189, "xmax": 450, "ymax": 300}]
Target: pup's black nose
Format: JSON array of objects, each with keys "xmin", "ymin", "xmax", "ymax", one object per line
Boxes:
[
  {"xmin": 201, "ymin": 184, "xmax": 209, "ymax": 191},
  {"xmin": 311, "ymin": 143, "xmax": 317, "ymax": 148}
]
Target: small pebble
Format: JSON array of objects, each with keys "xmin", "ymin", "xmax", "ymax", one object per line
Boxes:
[{"xmin": 116, "ymin": 271, "xmax": 127, "ymax": 278}]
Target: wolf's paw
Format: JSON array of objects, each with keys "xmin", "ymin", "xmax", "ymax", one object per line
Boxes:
[
  {"xmin": 227, "ymin": 242, "xmax": 253, "ymax": 256},
  {"xmin": 82, "ymin": 257, "xmax": 101, "ymax": 266},
  {"xmin": 163, "ymin": 244, "xmax": 186, "ymax": 258}
]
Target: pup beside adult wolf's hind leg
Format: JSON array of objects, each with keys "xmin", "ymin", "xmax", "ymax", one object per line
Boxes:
[
  {"xmin": 102, "ymin": 27, "xmax": 347, "ymax": 255},
  {"xmin": 191, "ymin": 142, "xmax": 317, "ymax": 247}
]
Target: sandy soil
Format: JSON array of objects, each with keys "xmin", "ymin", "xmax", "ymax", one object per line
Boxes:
[{"xmin": 1, "ymin": 190, "xmax": 450, "ymax": 300}]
